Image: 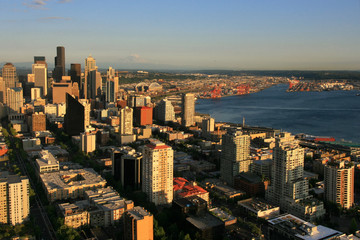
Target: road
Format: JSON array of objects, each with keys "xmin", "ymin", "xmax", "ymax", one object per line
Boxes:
[{"xmin": 10, "ymin": 135, "xmax": 57, "ymax": 240}]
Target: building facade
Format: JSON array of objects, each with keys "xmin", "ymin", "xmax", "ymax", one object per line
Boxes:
[
  {"xmin": 124, "ymin": 206, "xmax": 153, "ymax": 240},
  {"xmin": 220, "ymin": 128, "xmax": 251, "ymax": 185},
  {"xmin": 0, "ymin": 172, "xmax": 30, "ymax": 225},
  {"xmin": 181, "ymin": 93, "xmax": 195, "ymax": 127},
  {"xmin": 142, "ymin": 140, "xmax": 173, "ymax": 205},
  {"xmin": 324, "ymin": 161, "xmax": 354, "ymax": 209}
]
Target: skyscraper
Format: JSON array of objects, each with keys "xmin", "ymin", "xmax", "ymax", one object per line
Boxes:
[
  {"xmin": 220, "ymin": 128, "xmax": 251, "ymax": 185},
  {"xmin": 0, "ymin": 77, "xmax": 5, "ymax": 103},
  {"xmin": 181, "ymin": 93, "xmax": 195, "ymax": 127},
  {"xmin": 53, "ymin": 46, "xmax": 65, "ymax": 81},
  {"xmin": 80, "ymin": 132, "xmax": 96, "ymax": 154},
  {"xmin": 202, "ymin": 117, "xmax": 215, "ymax": 138},
  {"xmin": 84, "ymin": 55, "xmax": 97, "ymax": 99},
  {"xmin": 32, "ymin": 63, "xmax": 47, "ymax": 97},
  {"xmin": 6, "ymin": 88, "xmax": 23, "ymax": 114},
  {"xmin": 64, "ymin": 93, "xmax": 90, "ymax": 136},
  {"xmin": 119, "ymin": 107, "xmax": 133, "ymax": 135},
  {"xmin": 142, "ymin": 140, "xmax": 173, "ymax": 205},
  {"xmin": 266, "ymin": 132, "xmax": 325, "ymax": 221},
  {"xmin": 0, "ymin": 172, "xmax": 30, "ymax": 225},
  {"xmin": 2, "ymin": 63, "xmax": 19, "ymax": 90},
  {"xmin": 88, "ymin": 70, "xmax": 102, "ymax": 99},
  {"xmin": 69, "ymin": 63, "xmax": 81, "ymax": 87},
  {"xmin": 155, "ymin": 99, "xmax": 175, "ymax": 123},
  {"xmin": 105, "ymin": 67, "xmax": 119, "ymax": 103},
  {"xmin": 324, "ymin": 161, "xmax": 354, "ymax": 209}
]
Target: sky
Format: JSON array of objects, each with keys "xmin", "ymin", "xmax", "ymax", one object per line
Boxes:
[{"xmin": 1, "ymin": 0, "xmax": 360, "ymax": 70}]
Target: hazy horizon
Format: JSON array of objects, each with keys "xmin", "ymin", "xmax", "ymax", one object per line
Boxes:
[{"xmin": 1, "ymin": 0, "xmax": 360, "ymax": 70}]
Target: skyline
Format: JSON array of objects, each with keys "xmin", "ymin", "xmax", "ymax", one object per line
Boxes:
[{"xmin": 1, "ymin": 0, "xmax": 360, "ymax": 70}]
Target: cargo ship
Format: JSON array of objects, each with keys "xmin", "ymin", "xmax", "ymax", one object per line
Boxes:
[{"xmin": 303, "ymin": 135, "xmax": 335, "ymax": 142}]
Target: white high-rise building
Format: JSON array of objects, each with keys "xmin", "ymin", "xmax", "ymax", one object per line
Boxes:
[
  {"xmin": 324, "ymin": 161, "xmax": 354, "ymax": 209},
  {"xmin": 181, "ymin": 93, "xmax": 195, "ymax": 127},
  {"xmin": 6, "ymin": 87, "xmax": 23, "ymax": 114},
  {"xmin": 80, "ymin": 132, "xmax": 96, "ymax": 154},
  {"xmin": 79, "ymin": 99, "xmax": 90, "ymax": 130},
  {"xmin": 31, "ymin": 87, "xmax": 41, "ymax": 101},
  {"xmin": 142, "ymin": 140, "xmax": 173, "ymax": 205},
  {"xmin": 220, "ymin": 128, "xmax": 251, "ymax": 185},
  {"xmin": 119, "ymin": 107, "xmax": 133, "ymax": 135},
  {"xmin": 266, "ymin": 132, "xmax": 325, "ymax": 221},
  {"xmin": 0, "ymin": 172, "xmax": 30, "ymax": 225},
  {"xmin": 155, "ymin": 99, "xmax": 175, "ymax": 123},
  {"xmin": 84, "ymin": 55, "xmax": 97, "ymax": 99},
  {"xmin": 32, "ymin": 63, "xmax": 47, "ymax": 97},
  {"xmin": 202, "ymin": 117, "xmax": 215, "ymax": 138}
]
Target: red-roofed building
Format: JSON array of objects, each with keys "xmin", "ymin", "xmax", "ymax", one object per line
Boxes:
[{"xmin": 173, "ymin": 177, "xmax": 209, "ymax": 206}]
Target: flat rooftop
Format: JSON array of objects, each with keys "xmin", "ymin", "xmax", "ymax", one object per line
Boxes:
[
  {"xmin": 127, "ymin": 206, "xmax": 152, "ymax": 220},
  {"xmin": 238, "ymin": 198, "xmax": 279, "ymax": 212},
  {"xmin": 186, "ymin": 213, "xmax": 223, "ymax": 230},
  {"xmin": 40, "ymin": 168, "xmax": 106, "ymax": 190},
  {"xmin": 268, "ymin": 214, "xmax": 341, "ymax": 240}
]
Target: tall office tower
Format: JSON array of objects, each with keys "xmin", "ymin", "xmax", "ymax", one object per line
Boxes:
[
  {"xmin": 0, "ymin": 77, "xmax": 5, "ymax": 103},
  {"xmin": 84, "ymin": 55, "xmax": 97, "ymax": 99},
  {"xmin": 53, "ymin": 46, "xmax": 65, "ymax": 81},
  {"xmin": 266, "ymin": 132, "xmax": 325, "ymax": 221},
  {"xmin": 119, "ymin": 107, "xmax": 133, "ymax": 135},
  {"xmin": 88, "ymin": 70, "xmax": 102, "ymax": 99},
  {"xmin": 32, "ymin": 63, "xmax": 47, "ymax": 97},
  {"xmin": 31, "ymin": 88, "xmax": 41, "ymax": 101},
  {"xmin": 69, "ymin": 63, "xmax": 81, "ymax": 87},
  {"xmin": 107, "ymin": 66, "xmax": 115, "ymax": 79},
  {"xmin": 34, "ymin": 56, "xmax": 46, "ymax": 63},
  {"xmin": 324, "ymin": 161, "xmax": 354, "ymax": 209},
  {"xmin": 124, "ymin": 206, "xmax": 153, "ymax": 240},
  {"xmin": 155, "ymin": 99, "xmax": 175, "ymax": 123},
  {"xmin": 2, "ymin": 63, "xmax": 18, "ymax": 89},
  {"xmin": 6, "ymin": 88, "xmax": 23, "ymax": 114},
  {"xmin": 181, "ymin": 93, "xmax": 195, "ymax": 127},
  {"xmin": 0, "ymin": 172, "xmax": 30, "ymax": 225},
  {"xmin": 106, "ymin": 67, "xmax": 119, "ymax": 103},
  {"xmin": 31, "ymin": 112, "xmax": 46, "ymax": 132},
  {"xmin": 220, "ymin": 128, "xmax": 251, "ymax": 185},
  {"xmin": 64, "ymin": 93, "xmax": 90, "ymax": 136},
  {"xmin": 80, "ymin": 132, "xmax": 96, "ymax": 154},
  {"xmin": 142, "ymin": 140, "xmax": 173, "ymax": 205},
  {"xmin": 202, "ymin": 117, "xmax": 215, "ymax": 138}
]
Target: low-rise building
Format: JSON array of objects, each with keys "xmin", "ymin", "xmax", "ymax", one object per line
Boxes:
[
  {"xmin": 35, "ymin": 150, "xmax": 59, "ymax": 174},
  {"xmin": 40, "ymin": 168, "xmax": 106, "ymax": 202},
  {"xmin": 238, "ymin": 198, "xmax": 280, "ymax": 219},
  {"xmin": 267, "ymin": 214, "xmax": 341, "ymax": 240},
  {"xmin": 173, "ymin": 177, "xmax": 209, "ymax": 204},
  {"xmin": 58, "ymin": 201, "xmax": 90, "ymax": 229},
  {"xmin": 85, "ymin": 187, "xmax": 134, "ymax": 227}
]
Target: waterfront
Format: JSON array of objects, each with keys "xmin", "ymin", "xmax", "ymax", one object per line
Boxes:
[{"xmin": 196, "ymin": 84, "xmax": 360, "ymax": 143}]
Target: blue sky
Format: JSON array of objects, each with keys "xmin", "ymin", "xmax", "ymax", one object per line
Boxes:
[{"xmin": 1, "ymin": 0, "xmax": 360, "ymax": 70}]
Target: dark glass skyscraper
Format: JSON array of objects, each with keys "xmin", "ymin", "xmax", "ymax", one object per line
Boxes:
[
  {"xmin": 53, "ymin": 46, "xmax": 65, "ymax": 81},
  {"xmin": 64, "ymin": 93, "xmax": 84, "ymax": 136},
  {"xmin": 69, "ymin": 63, "xmax": 81, "ymax": 87}
]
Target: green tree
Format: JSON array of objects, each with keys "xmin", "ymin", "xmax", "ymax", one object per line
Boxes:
[{"xmin": 349, "ymin": 218, "xmax": 358, "ymax": 234}]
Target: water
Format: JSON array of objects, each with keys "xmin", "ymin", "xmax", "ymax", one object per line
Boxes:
[{"xmin": 196, "ymin": 84, "xmax": 360, "ymax": 143}]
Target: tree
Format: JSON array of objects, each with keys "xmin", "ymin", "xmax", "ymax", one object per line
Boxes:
[{"xmin": 349, "ymin": 218, "xmax": 358, "ymax": 234}]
